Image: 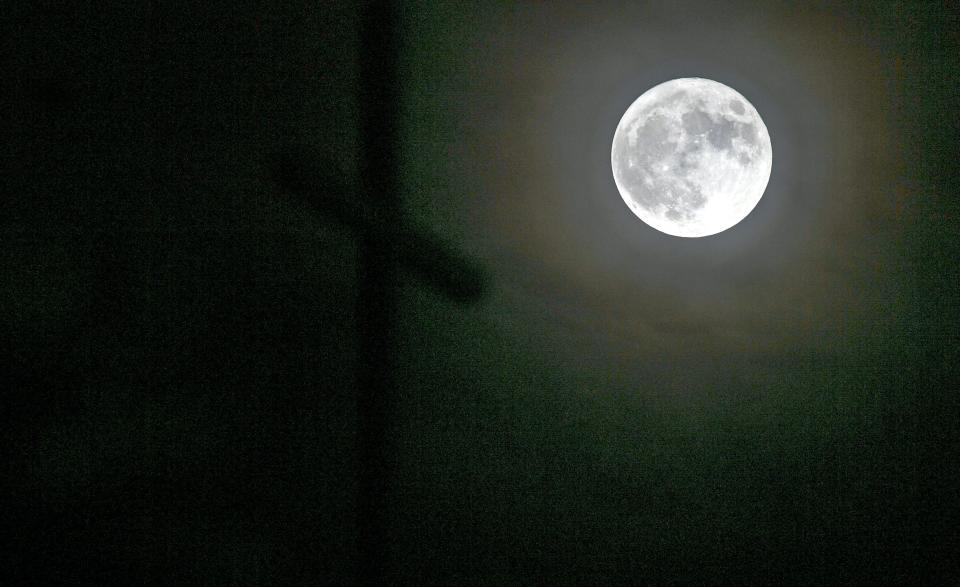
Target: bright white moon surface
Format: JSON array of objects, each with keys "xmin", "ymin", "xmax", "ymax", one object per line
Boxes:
[{"xmin": 611, "ymin": 78, "xmax": 772, "ymax": 237}]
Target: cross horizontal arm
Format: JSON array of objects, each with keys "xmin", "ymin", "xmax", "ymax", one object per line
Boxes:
[{"xmin": 267, "ymin": 150, "xmax": 488, "ymax": 302}]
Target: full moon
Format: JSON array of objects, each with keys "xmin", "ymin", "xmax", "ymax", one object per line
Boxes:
[{"xmin": 611, "ymin": 78, "xmax": 772, "ymax": 237}]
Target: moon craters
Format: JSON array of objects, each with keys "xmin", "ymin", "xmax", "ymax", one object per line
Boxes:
[{"xmin": 611, "ymin": 78, "xmax": 773, "ymax": 237}]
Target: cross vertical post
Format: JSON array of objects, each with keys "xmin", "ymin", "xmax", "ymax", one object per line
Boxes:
[
  {"xmin": 269, "ymin": 3, "xmax": 486, "ymax": 581},
  {"xmin": 357, "ymin": 1, "xmax": 399, "ymax": 583}
]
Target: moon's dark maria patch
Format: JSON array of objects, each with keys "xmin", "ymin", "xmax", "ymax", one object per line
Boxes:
[{"xmin": 682, "ymin": 109, "xmax": 740, "ymax": 152}]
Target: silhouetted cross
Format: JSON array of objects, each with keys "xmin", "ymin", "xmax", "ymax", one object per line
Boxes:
[{"xmin": 267, "ymin": 5, "xmax": 486, "ymax": 583}]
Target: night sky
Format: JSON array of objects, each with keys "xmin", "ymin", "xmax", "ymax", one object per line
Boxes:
[{"xmin": 3, "ymin": 1, "xmax": 959, "ymax": 583}]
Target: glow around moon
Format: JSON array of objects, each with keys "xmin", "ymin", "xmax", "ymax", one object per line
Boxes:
[{"xmin": 611, "ymin": 78, "xmax": 772, "ymax": 237}]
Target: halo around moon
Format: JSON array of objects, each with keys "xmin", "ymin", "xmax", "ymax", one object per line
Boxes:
[{"xmin": 611, "ymin": 78, "xmax": 772, "ymax": 238}]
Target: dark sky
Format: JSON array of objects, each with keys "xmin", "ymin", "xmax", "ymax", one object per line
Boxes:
[{"xmin": 3, "ymin": 1, "xmax": 959, "ymax": 583}]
